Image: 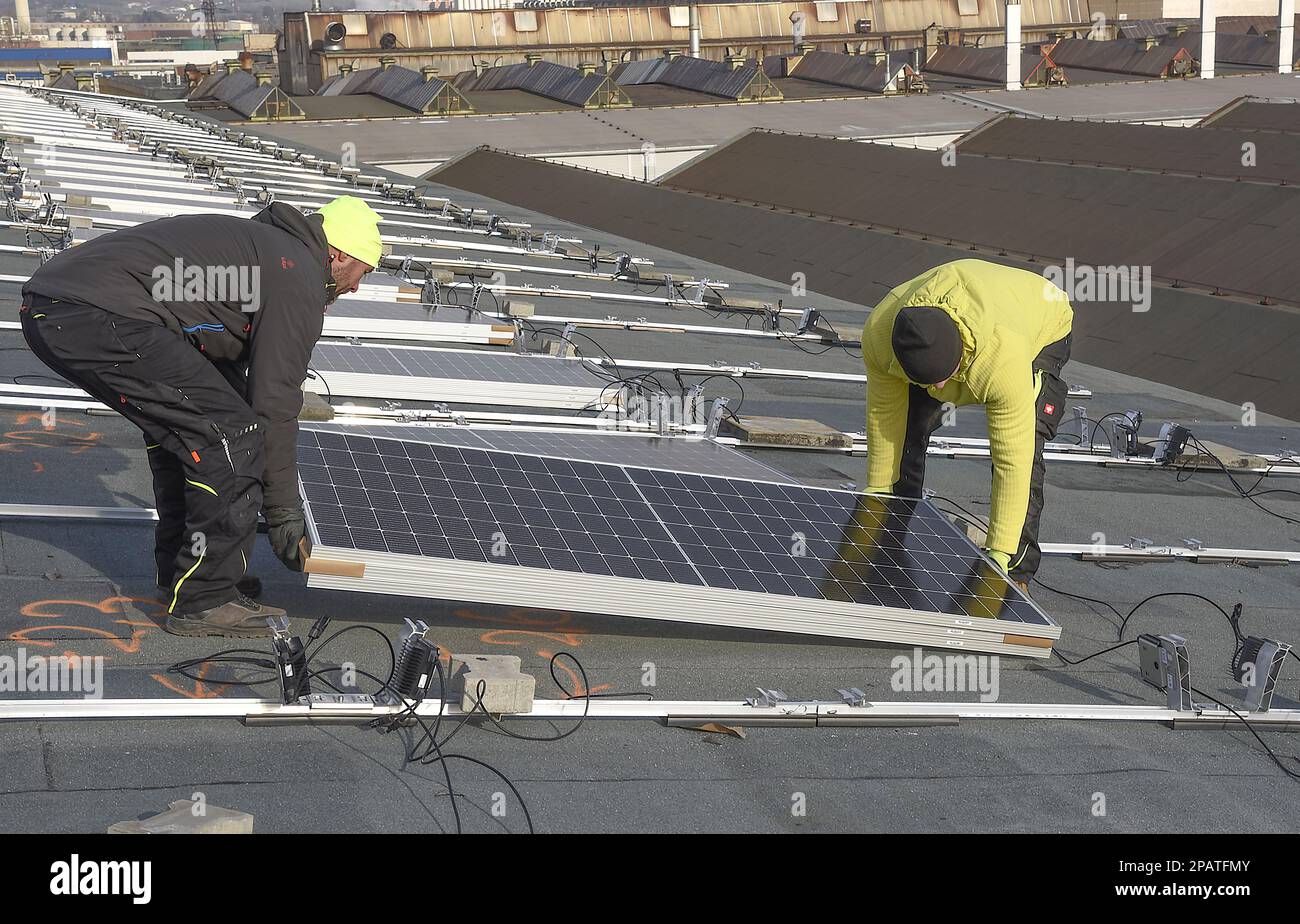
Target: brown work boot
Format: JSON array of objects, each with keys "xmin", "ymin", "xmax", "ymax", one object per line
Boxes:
[{"xmin": 165, "ymin": 594, "xmax": 286, "ymax": 638}]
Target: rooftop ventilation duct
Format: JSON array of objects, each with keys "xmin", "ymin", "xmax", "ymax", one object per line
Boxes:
[{"xmin": 324, "ymin": 21, "xmax": 346, "ymax": 51}]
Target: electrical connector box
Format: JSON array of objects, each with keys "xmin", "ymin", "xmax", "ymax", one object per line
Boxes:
[{"xmin": 449, "ymin": 654, "xmax": 535, "ymax": 715}]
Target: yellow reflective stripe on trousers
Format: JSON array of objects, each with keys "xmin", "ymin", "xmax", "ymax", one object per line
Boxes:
[
  {"xmin": 169, "ymin": 553, "xmax": 204, "ymax": 614},
  {"xmin": 185, "ymin": 478, "xmax": 218, "ymax": 496}
]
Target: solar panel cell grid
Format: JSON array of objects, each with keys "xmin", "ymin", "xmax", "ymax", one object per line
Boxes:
[{"xmin": 299, "ymin": 429, "xmax": 1047, "ymax": 627}]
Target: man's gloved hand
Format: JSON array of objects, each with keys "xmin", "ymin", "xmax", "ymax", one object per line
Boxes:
[
  {"xmin": 984, "ymin": 549, "xmax": 1012, "ymax": 574},
  {"xmin": 265, "ymin": 506, "xmax": 306, "ymax": 572}
]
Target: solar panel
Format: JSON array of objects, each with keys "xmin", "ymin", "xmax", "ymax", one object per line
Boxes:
[
  {"xmin": 305, "ymin": 423, "xmax": 799, "ymax": 481},
  {"xmin": 311, "ymin": 344, "xmax": 594, "ymax": 386},
  {"xmin": 298, "ymin": 429, "xmax": 1058, "ymax": 655},
  {"xmin": 306, "ymin": 343, "xmax": 613, "ymax": 409}
]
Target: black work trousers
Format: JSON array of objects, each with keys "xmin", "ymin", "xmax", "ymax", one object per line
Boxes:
[
  {"xmin": 893, "ymin": 334, "xmax": 1071, "ymax": 583},
  {"xmin": 20, "ymin": 296, "xmax": 264, "ymax": 614}
]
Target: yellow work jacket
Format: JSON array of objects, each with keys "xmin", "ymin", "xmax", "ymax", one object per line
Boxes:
[{"xmin": 862, "ymin": 260, "xmax": 1074, "ymax": 556}]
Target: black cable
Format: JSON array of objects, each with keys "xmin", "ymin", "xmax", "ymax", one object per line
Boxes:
[
  {"xmin": 467, "ymin": 651, "xmax": 593, "ymax": 743},
  {"xmin": 1089, "ymin": 412, "xmax": 1130, "ymax": 449},
  {"xmin": 1190, "ymin": 686, "xmax": 1300, "ymax": 781},
  {"xmin": 1175, "ymin": 435, "xmax": 1300, "ymax": 526},
  {"xmin": 305, "ymin": 367, "xmax": 332, "ymax": 403},
  {"xmin": 1052, "ymin": 639, "xmax": 1136, "ymax": 665},
  {"xmin": 166, "ymin": 648, "xmax": 281, "ymax": 687},
  {"xmin": 342, "ymin": 659, "xmax": 524, "ymax": 834},
  {"xmin": 304, "ymin": 623, "xmax": 396, "ymax": 689}
]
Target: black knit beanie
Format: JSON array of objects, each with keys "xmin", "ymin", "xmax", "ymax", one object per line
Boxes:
[{"xmin": 891, "ymin": 306, "xmax": 962, "ymax": 385}]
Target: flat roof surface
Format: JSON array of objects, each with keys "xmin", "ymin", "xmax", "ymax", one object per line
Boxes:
[
  {"xmin": 955, "ymin": 111, "xmax": 1300, "ymax": 184},
  {"xmin": 660, "ymin": 128, "xmax": 1300, "ymax": 309}
]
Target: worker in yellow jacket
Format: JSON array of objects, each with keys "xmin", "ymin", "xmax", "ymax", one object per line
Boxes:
[{"xmin": 862, "ymin": 259, "xmax": 1074, "ymax": 587}]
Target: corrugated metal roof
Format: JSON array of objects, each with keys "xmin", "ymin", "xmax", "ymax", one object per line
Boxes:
[
  {"xmin": 657, "ymin": 128, "xmax": 1300, "ymax": 308},
  {"xmin": 1211, "ymin": 32, "xmax": 1298, "ymax": 68},
  {"xmin": 924, "ymin": 45, "xmax": 1061, "ymax": 85},
  {"xmin": 316, "ymin": 64, "xmax": 472, "ymax": 114},
  {"xmin": 956, "ymin": 113, "xmax": 1300, "ymax": 184},
  {"xmin": 429, "ymin": 146, "xmax": 1300, "ymax": 419},
  {"xmin": 1117, "ymin": 19, "xmax": 1194, "ymax": 39},
  {"xmin": 1048, "ymin": 37, "xmax": 1191, "ymax": 78},
  {"xmin": 775, "ymin": 51, "xmax": 906, "ymax": 94},
  {"xmin": 453, "ymin": 60, "xmax": 629, "ymax": 108},
  {"xmin": 613, "ymin": 55, "xmax": 782, "ymax": 101}
]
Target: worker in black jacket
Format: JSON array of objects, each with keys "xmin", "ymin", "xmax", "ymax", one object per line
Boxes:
[{"xmin": 19, "ymin": 196, "xmax": 382, "ymax": 637}]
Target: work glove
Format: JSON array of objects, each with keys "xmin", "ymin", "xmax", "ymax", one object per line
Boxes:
[
  {"xmin": 984, "ymin": 549, "xmax": 1012, "ymax": 574},
  {"xmin": 266, "ymin": 506, "xmax": 306, "ymax": 572}
]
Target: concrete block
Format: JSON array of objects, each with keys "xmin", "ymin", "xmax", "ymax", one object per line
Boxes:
[
  {"xmin": 1174, "ymin": 439, "xmax": 1267, "ymax": 470},
  {"xmin": 298, "ymin": 390, "xmax": 334, "ymax": 422},
  {"xmin": 108, "ymin": 800, "xmax": 253, "ymax": 834},
  {"xmin": 450, "ymin": 654, "xmax": 535, "ymax": 715},
  {"xmin": 828, "ymin": 322, "xmax": 862, "ymax": 345},
  {"xmin": 505, "ymin": 299, "xmax": 535, "ymax": 318},
  {"xmin": 720, "ymin": 415, "xmax": 853, "ymax": 449},
  {"xmin": 545, "ymin": 337, "xmax": 577, "ymax": 358}
]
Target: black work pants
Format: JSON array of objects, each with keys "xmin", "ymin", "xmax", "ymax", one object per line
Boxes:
[
  {"xmin": 20, "ymin": 296, "xmax": 264, "ymax": 614},
  {"xmin": 893, "ymin": 334, "xmax": 1071, "ymax": 583}
]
